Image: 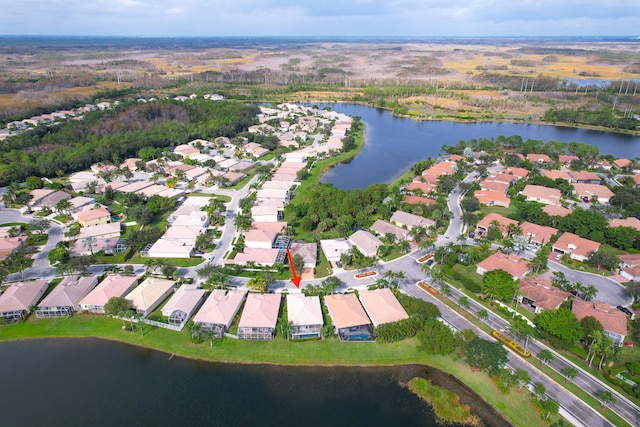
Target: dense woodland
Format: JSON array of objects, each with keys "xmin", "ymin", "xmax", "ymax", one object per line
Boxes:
[{"xmin": 0, "ymin": 99, "xmax": 259, "ymax": 185}]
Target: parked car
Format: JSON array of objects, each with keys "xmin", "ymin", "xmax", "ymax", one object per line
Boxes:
[
  {"xmin": 582, "ymin": 196, "xmax": 589, "ymax": 203},
  {"xmin": 526, "ymin": 245, "xmax": 533, "ymax": 251},
  {"xmin": 617, "ymin": 305, "xmax": 634, "ymax": 317},
  {"xmin": 555, "ymin": 253, "xmax": 562, "ymax": 260}
]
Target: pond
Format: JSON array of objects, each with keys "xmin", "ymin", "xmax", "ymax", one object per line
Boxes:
[{"xmin": 314, "ymin": 103, "xmax": 640, "ymax": 189}]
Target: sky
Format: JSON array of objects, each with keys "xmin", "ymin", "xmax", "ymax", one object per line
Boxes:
[{"xmin": 2, "ymin": 0, "xmax": 639, "ymax": 37}]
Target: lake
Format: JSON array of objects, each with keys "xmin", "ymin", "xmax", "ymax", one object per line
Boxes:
[
  {"xmin": 316, "ymin": 103, "xmax": 640, "ymax": 189},
  {"xmin": 0, "ymin": 339, "xmax": 470, "ymax": 427}
]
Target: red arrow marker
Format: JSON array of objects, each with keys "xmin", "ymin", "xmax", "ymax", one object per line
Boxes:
[{"xmin": 286, "ymin": 247, "xmax": 301, "ymax": 288}]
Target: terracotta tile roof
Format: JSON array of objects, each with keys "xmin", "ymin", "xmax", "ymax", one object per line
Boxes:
[
  {"xmin": 572, "ymin": 183, "xmax": 614, "ymax": 200},
  {"xmin": 407, "ymin": 181, "xmax": 436, "ymax": 194},
  {"xmin": 474, "ymin": 190, "xmax": 511, "ymax": 208},
  {"xmin": 79, "ymin": 275, "xmax": 138, "ymax": 309},
  {"xmin": 569, "ymin": 170, "xmax": 601, "ymax": 183},
  {"xmin": 390, "ymin": 210, "xmax": 435, "ymax": 229},
  {"xmin": 404, "ymin": 195, "xmax": 436, "ymax": 206},
  {"xmin": 553, "ymin": 232, "xmax": 601, "ymax": 259},
  {"xmin": 324, "ymin": 293, "xmax": 370, "ymax": 329},
  {"xmin": 527, "ymin": 153, "xmax": 552, "ymax": 163},
  {"xmin": 504, "ymin": 167, "xmax": 529, "ymax": 179},
  {"xmin": 618, "ymin": 253, "xmax": 640, "ymax": 267},
  {"xmin": 542, "ymin": 170, "xmax": 571, "ymax": 181},
  {"xmin": 480, "ymin": 180, "xmax": 510, "ymax": 193},
  {"xmin": 371, "ymin": 220, "xmax": 410, "ymax": 241},
  {"xmin": 477, "ymin": 252, "xmax": 531, "ymax": 278},
  {"xmin": 559, "ymin": 155, "xmax": 580, "ymax": 164},
  {"xmin": 520, "ymin": 222, "xmax": 558, "ymax": 245},
  {"xmin": 609, "ymin": 217, "xmax": 640, "ymax": 231},
  {"xmin": 521, "ymin": 185, "xmax": 562, "ymax": 205},
  {"xmin": 477, "ymin": 212, "xmax": 518, "ymax": 234},
  {"xmin": 519, "ymin": 277, "xmax": 569, "ymax": 310},
  {"xmin": 542, "ymin": 204, "xmax": 571, "ymax": 217},
  {"xmin": 484, "ymin": 173, "xmax": 517, "ymax": 184},
  {"xmin": 614, "ymin": 158, "xmax": 632, "ymax": 168},
  {"xmin": 572, "ymin": 299, "xmax": 627, "ymax": 337},
  {"xmin": 238, "ymin": 293, "xmax": 281, "ymax": 329},
  {"xmin": 76, "ymin": 207, "xmax": 110, "ymax": 222},
  {"xmin": 358, "ymin": 288, "xmax": 409, "ymax": 327}
]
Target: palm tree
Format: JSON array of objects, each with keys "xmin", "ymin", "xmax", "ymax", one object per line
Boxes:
[
  {"xmin": 582, "ymin": 284, "xmax": 598, "ymax": 302},
  {"xmin": 82, "ymin": 236, "xmax": 98, "ymax": 256},
  {"xmin": 563, "ymin": 367, "xmax": 578, "ymax": 384},
  {"xmin": 532, "ymin": 382, "xmax": 546, "ymax": 401},
  {"xmin": 458, "ymin": 295, "xmax": 470, "ymax": 309},
  {"xmin": 478, "ymin": 309, "xmax": 489, "ymax": 321},
  {"xmin": 440, "ymin": 282, "xmax": 451, "ymax": 299},
  {"xmin": 398, "ymin": 240, "xmax": 411, "ymax": 253},
  {"xmin": 456, "ymin": 233, "xmax": 467, "ymax": 249},
  {"xmin": 539, "ymin": 349, "xmax": 555, "ymax": 367},
  {"xmin": 598, "ymin": 390, "xmax": 616, "ymax": 409},
  {"xmin": 54, "ymin": 198, "xmax": 72, "ymax": 215}
]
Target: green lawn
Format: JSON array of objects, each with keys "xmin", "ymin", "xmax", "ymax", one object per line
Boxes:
[{"xmin": 478, "ymin": 204, "xmax": 519, "ymax": 220}]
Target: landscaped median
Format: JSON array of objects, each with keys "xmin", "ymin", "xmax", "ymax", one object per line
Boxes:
[
  {"xmin": 417, "ymin": 281, "xmax": 440, "ymax": 296},
  {"xmin": 492, "ymin": 330, "xmax": 531, "ymax": 358},
  {"xmin": 354, "ymin": 271, "xmax": 377, "ymax": 279}
]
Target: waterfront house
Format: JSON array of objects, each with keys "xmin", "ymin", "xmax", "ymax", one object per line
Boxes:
[
  {"xmin": 287, "ymin": 294, "xmax": 323, "ymax": 340},
  {"xmin": 125, "ymin": 277, "xmax": 175, "ymax": 317},
  {"xmin": 238, "ymin": 293, "xmax": 281, "ymax": 340},
  {"xmin": 358, "ymin": 288, "xmax": 409, "ymax": 328},
  {"xmin": 36, "ymin": 276, "xmax": 98, "ymax": 317},
  {"xmin": 79, "ymin": 274, "xmax": 139, "ymax": 314},
  {"xmin": 161, "ymin": 284, "xmax": 207, "ymax": 326},
  {"xmin": 193, "ymin": 289, "xmax": 247, "ymax": 338},
  {"xmin": 0, "ymin": 279, "xmax": 49, "ymax": 322},
  {"xmin": 324, "ymin": 294, "xmax": 373, "ymax": 342}
]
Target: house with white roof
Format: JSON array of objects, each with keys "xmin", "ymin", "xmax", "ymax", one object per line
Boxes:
[
  {"xmin": 36, "ymin": 276, "xmax": 98, "ymax": 317},
  {"xmin": 390, "ymin": 210, "xmax": 435, "ymax": 230},
  {"xmin": 161, "ymin": 284, "xmax": 207, "ymax": 326},
  {"xmin": 287, "ymin": 294, "xmax": 323, "ymax": 340},
  {"xmin": 193, "ymin": 289, "xmax": 247, "ymax": 338},
  {"xmin": 146, "ymin": 238, "xmax": 195, "ymax": 258},
  {"xmin": 320, "ymin": 238, "xmax": 352, "ymax": 263},
  {"xmin": 348, "ymin": 230, "xmax": 382, "ymax": 257},
  {"xmin": 238, "ymin": 293, "xmax": 282, "ymax": 340},
  {"xmin": 79, "ymin": 275, "xmax": 139, "ymax": 314}
]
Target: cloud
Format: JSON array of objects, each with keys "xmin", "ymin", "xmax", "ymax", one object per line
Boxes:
[{"xmin": 0, "ymin": 0, "xmax": 638, "ymax": 36}]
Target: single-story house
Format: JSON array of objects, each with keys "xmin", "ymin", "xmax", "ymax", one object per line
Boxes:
[
  {"xmin": 521, "ymin": 185, "xmax": 562, "ymax": 206},
  {"xmin": 36, "ymin": 276, "xmax": 98, "ymax": 318},
  {"xmin": 504, "ymin": 167, "xmax": 529, "ymax": 179},
  {"xmin": 572, "ymin": 299, "xmax": 628, "ymax": 346},
  {"xmin": 476, "ymin": 252, "xmax": 531, "ymax": 279},
  {"xmin": 161, "ymin": 284, "xmax": 207, "ymax": 326},
  {"xmin": 569, "ymin": 170, "xmax": 602, "ymax": 184},
  {"xmin": 527, "ymin": 153, "xmax": 552, "ymax": 164},
  {"xmin": 0, "ymin": 236, "xmax": 25, "ymax": 261},
  {"xmin": 518, "ymin": 277, "xmax": 569, "ymax": 313},
  {"xmin": 233, "ymin": 248, "xmax": 282, "ymax": 267},
  {"xmin": 0, "ymin": 279, "xmax": 49, "ymax": 322},
  {"xmin": 70, "ymin": 237, "xmax": 125, "ymax": 257},
  {"xmin": 77, "ymin": 222, "xmax": 121, "ymax": 240},
  {"xmin": 287, "ymin": 294, "xmax": 323, "ymax": 340},
  {"xmin": 552, "ymin": 232, "xmax": 601, "ymax": 262},
  {"xmin": 390, "ymin": 210, "xmax": 435, "ymax": 230},
  {"xmin": 261, "ymin": 181, "xmax": 296, "ymax": 191},
  {"xmin": 348, "ymin": 230, "xmax": 382, "ymax": 257},
  {"xmin": 572, "ymin": 183, "xmax": 614, "ymax": 204},
  {"xmin": 609, "ymin": 217, "xmax": 640, "ymax": 232},
  {"xmin": 476, "ymin": 212, "xmax": 518, "ymax": 237},
  {"xmin": 474, "ymin": 190, "xmax": 511, "ymax": 208},
  {"xmin": 75, "ymin": 207, "xmax": 111, "ymax": 227},
  {"xmin": 358, "ymin": 288, "xmax": 409, "ymax": 328},
  {"xmin": 407, "ymin": 181, "xmax": 436, "ymax": 195},
  {"xmin": 403, "ymin": 195, "xmax": 436, "ymax": 206},
  {"xmin": 520, "ymin": 222, "xmax": 558, "ymax": 246},
  {"xmin": 244, "ymin": 229, "xmax": 278, "ymax": 249},
  {"xmin": 542, "ymin": 204, "xmax": 572, "ymax": 218},
  {"xmin": 68, "ymin": 196, "xmax": 96, "ymax": 212},
  {"xmin": 542, "ymin": 169, "xmax": 571, "ymax": 181},
  {"xmin": 79, "ymin": 274, "xmax": 139, "ymax": 314},
  {"xmin": 559, "ymin": 155, "xmax": 580, "ymax": 165},
  {"xmin": 31, "ymin": 190, "xmax": 72, "ymax": 210},
  {"xmin": 320, "ymin": 238, "xmax": 352, "ymax": 263},
  {"xmin": 324, "ymin": 293, "xmax": 373, "ymax": 342},
  {"xmin": 192, "ymin": 289, "xmax": 247, "ymax": 338},
  {"xmin": 614, "ymin": 158, "xmax": 632, "ymax": 169},
  {"xmin": 238, "ymin": 293, "xmax": 282, "ymax": 340},
  {"xmin": 619, "ymin": 254, "xmax": 640, "ymax": 281},
  {"xmin": 289, "ymin": 242, "xmax": 317, "ymax": 269},
  {"xmin": 125, "ymin": 277, "xmax": 175, "ymax": 317},
  {"xmin": 370, "ymin": 219, "xmax": 410, "ymax": 242},
  {"xmin": 146, "ymin": 238, "xmax": 195, "ymax": 259}
]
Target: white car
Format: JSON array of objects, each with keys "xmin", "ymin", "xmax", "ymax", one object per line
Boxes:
[{"xmin": 555, "ymin": 254, "xmax": 562, "ymax": 260}]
